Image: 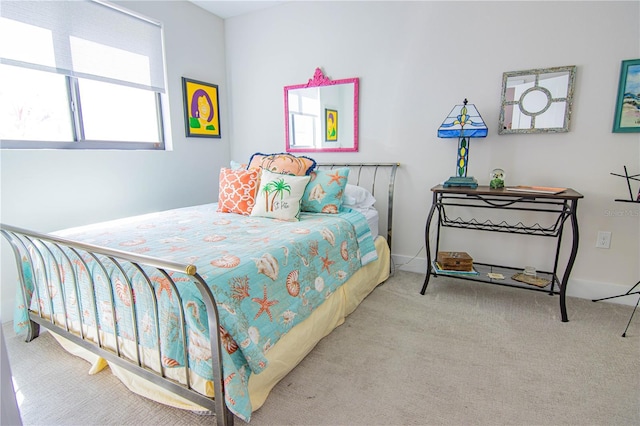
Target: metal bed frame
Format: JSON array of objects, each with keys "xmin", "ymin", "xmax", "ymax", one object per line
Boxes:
[{"xmin": 1, "ymin": 162, "xmax": 399, "ymax": 426}]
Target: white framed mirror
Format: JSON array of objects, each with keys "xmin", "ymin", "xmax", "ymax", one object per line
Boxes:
[
  {"xmin": 284, "ymin": 68, "xmax": 359, "ymax": 152},
  {"xmin": 499, "ymin": 65, "xmax": 577, "ymax": 134}
]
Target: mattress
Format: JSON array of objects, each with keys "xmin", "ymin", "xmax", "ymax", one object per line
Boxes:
[{"xmin": 356, "ymin": 206, "xmax": 379, "ymax": 239}]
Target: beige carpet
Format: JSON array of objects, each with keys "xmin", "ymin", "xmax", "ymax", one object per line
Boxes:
[{"xmin": 4, "ymin": 271, "xmax": 639, "ymax": 425}]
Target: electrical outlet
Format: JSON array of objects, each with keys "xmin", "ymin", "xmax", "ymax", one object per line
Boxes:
[{"xmin": 596, "ymin": 231, "xmax": 611, "ymax": 249}]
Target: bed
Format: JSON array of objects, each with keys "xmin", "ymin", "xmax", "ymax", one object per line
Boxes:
[{"xmin": 1, "ymin": 161, "xmax": 398, "ymax": 425}]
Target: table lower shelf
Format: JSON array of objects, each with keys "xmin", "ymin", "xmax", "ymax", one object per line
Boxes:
[{"xmin": 430, "ymin": 262, "xmax": 560, "ymax": 295}]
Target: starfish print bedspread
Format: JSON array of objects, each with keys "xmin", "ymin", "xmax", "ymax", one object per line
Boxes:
[{"xmin": 13, "ymin": 203, "xmax": 377, "ymax": 421}]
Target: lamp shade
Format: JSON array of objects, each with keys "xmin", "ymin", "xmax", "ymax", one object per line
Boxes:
[{"xmin": 437, "ymin": 99, "xmax": 488, "ymax": 139}]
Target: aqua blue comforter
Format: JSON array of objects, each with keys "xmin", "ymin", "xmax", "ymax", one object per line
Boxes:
[{"xmin": 13, "ymin": 203, "xmax": 377, "ymax": 421}]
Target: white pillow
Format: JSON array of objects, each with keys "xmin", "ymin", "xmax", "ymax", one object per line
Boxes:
[
  {"xmin": 343, "ymin": 184, "xmax": 376, "ymax": 208},
  {"xmin": 229, "ymin": 160, "xmax": 245, "ymax": 170},
  {"xmin": 251, "ymin": 169, "xmax": 310, "ymax": 221}
]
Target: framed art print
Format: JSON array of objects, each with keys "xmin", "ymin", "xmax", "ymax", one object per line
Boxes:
[
  {"xmin": 613, "ymin": 59, "xmax": 640, "ymax": 133},
  {"xmin": 182, "ymin": 77, "xmax": 221, "ymax": 138},
  {"xmin": 325, "ymin": 108, "xmax": 338, "ymax": 141}
]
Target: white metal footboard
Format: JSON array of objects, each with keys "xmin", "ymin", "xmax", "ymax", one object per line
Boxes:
[{"xmin": 1, "ymin": 224, "xmax": 234, "ymax": 426}]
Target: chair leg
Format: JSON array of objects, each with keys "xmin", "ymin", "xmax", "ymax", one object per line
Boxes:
[
  {"xmin": 621, "ymin": 294, "xmax": 640, "ymax": 338},
  {"xmin": 593, "ymin": 280, "xmax": 640, "ymax": 302}
]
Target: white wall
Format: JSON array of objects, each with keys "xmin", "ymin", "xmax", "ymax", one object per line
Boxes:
[
  {"xmin": 0, "ymin": 1, "xmax": 229, "ymax": 322},
  {"xmin": 224, "ymin": 1, "xmax": 640, "ymax": 302}
]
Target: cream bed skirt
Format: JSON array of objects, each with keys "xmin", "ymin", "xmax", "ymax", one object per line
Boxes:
[{"xmin": 51, "ymin": 237, "xmax": 390, "ymax": 415}]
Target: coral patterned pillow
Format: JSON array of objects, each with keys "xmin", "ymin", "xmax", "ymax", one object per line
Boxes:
[
  {"xmin": 217, "ymin": 167, "xmax": 260, "ymax": 215},
  {"xmin": 301, "ymin": 168, "xmax": 350, "ymax": 213},
  {"xmin": 251, "ymin": 169, "xmax": 310, "ymax": 221},
  {"xmin": 247, "ymin": 152, "xmax": 316, "ymax": 176}
]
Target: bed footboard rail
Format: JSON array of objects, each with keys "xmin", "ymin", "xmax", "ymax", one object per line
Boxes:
[{"xmin": 1, "ymin": 223, "xmax": 234, "ymax": 426}]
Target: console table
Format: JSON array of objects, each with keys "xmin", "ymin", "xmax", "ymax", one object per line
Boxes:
[{"xmin": 420, "ymin": 185, "xmax": 584, "ymax": 322}]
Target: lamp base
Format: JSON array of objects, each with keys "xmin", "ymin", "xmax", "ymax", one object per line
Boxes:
[{"xmin": 443, "ymin": 176, "xmax": 478, "ymax": 188}]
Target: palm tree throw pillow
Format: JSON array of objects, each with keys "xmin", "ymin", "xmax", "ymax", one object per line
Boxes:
[{"xmin": 251, "ymin": 169, "xmax": 311, "ymax": 221}]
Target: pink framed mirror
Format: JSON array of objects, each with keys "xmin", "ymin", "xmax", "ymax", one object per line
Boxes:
[{"xmin": 284, "ymin": 68, "xmax": 359, "ymax": 152}]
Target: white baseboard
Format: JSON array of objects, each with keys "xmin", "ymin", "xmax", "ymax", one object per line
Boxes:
[
  {"xmin": 567, "ymin": 278, "xmax": 639, "ymax": 306},
  {"xmin": 391, "ymin": 254, "xmax": 427, "ymax": 275},
  {"xmin": 391, "ymin": 254, "xmax": 639, "ymax": 307}
]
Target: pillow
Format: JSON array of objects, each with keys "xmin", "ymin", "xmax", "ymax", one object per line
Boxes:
[
  {"xmin": 251, "ymin": 169, "xmax": 311, "ymax": 221},
  {"xmin": 343, "ymin": 184, "xmax": 376, "ymax": 208},
  {"xmin": 301, "ymin": 168, "xmax": 350, "ymax": 213},
  {"xmin": 217, "ymin": 167, "xmax": 260, "ymax": 215},
  {"xmin": 247, "ymin": 152, "xmax": 316, "ymax": 176},
  {"xmin": 229, "ymin": 160, "xmax": 246, "ymax": 170}
]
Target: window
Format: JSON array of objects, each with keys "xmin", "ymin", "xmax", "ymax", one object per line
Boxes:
[
  {"xmin": 0, "ymin": 1, "xmax": 167, "ymax": 149},
  {"xmin": 288, "ymin": 90, "xmax": 321, "ymax": 148}
]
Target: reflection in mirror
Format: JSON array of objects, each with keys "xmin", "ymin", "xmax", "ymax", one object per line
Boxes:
[
  {"xmin": 499, "ymin": 66, "xmax": 576, "ymax": 134},
  {"xmin": 285, "ymin": 68, "xmax": 359, "ymax": 152}
]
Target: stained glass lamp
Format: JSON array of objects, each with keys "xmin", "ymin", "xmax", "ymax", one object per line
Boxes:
[{"xmin": 438, "ymin": 99, "xmax": 488, "ymax": 188}]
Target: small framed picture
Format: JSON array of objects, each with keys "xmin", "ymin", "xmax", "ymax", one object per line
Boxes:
[
  {"xmin": 612, "ymin": 59, "xmax": 640, "ymax": 133},
  {"xmin": 325, "ymin": 108, "xmax": 338, "ymax": 141},
  {"xmin": 182, "ymin": 77, "xmax": 221, "ymax": 138}
]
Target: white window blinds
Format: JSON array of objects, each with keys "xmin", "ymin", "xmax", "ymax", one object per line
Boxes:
[{"xmin": 0, "ymin": 0, "xmax": 166, "ymax": 93}]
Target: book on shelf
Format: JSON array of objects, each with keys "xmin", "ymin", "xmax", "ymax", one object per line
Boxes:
[
  {"xmin": 505, "ymin": 185, "xmax": 566, "ymax": 194},
  {"xmin": 432, "ymin": 261, "xmax": 479, "ymax": 276}
]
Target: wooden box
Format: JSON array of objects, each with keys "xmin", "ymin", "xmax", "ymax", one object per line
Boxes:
[{"xmin": 436, "ymin": 251, "xmax": 473, "ymax": 271}]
